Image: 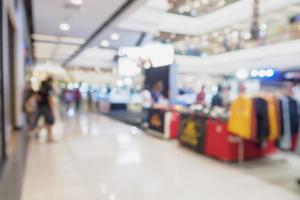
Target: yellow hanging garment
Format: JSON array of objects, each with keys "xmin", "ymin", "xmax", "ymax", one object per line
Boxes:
[{"xmin": 228, "ymin": 95, "xmax": 254, "ymax": 140}]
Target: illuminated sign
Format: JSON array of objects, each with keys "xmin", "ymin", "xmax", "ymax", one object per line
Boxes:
[{"xmin": 250, "ymin": 69, "xmax": 275, "ymax": 78}]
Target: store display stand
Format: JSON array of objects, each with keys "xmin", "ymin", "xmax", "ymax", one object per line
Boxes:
[
  {"xmin": 228, "ymin": 136, "xmax": 244, "ymax": 164},
  {"xmin": 146, "ymin": 129, "xmax": 167, "ymax": 139}
]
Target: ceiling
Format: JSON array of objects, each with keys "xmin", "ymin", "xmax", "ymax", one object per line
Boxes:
[
  {"xmin": 31, "ymin": 0, "xmax": 300, "ymax": 76},
  {"xmin": 31, "ymin": 0, "xmax": 146, "ymax": 65},
  {"xmin": 33, "ymin": 0, "xmax": 128, "ymax": 38},
  {"xmin": 120, "ymin": 0, "xmax": 300, "ymax": 35}
]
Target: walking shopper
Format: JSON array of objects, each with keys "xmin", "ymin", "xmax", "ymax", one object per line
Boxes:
[{"xmin": 34, "ymin": 77, "xmax": 56, "ymax": 142}]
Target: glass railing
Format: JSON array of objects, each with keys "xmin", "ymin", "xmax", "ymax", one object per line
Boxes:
[
  {"xmin": 160, "ymin": 3, "xmax": 300, "ymax": 57},
  {"xmin": 168, "ymin": 0, "xmax": 239, "ymax": 17}
]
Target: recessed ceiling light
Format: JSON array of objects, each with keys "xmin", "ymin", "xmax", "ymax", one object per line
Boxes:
[
  {"xmin": 170, "ymin": 33, "xmax": 176, "ymax": 39},
  {"xmin": 110, "ymin": 33, "xmax": 120, "ymax": 41},
  {"xmin": 101, "ymin": 40, "xmax": 110, "ymax": 47},
  {"xmin": 70, "ymin": 0, "xmax": 83, "ymax": 5},
  {"xmin": 193, "ymin": 1, "xmax": 201, "ymax": 8},
  {"xmin": 202, "ymin": 0, "xmax": 208, "ymax": 5},
  {"xmin": 178, "ymin": 6, "xmax": 185, "ymax": 14},
  {"xmin": 59, "ymin": 23, "xmax": 70, "ymax": 31}
]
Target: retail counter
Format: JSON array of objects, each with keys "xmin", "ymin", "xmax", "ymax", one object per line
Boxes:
[
  {"xmin": 146, "ymin": 107, "xmax": 180, "ymax": 139},
  {"xmin": 146, "ymin": 106, "xmax": 276, "ymax": 162}
]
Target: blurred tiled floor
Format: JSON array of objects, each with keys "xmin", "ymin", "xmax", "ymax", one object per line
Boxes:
[{"xmin": 21, "ymin": 113, "xmax": 300, "ymax": 200}]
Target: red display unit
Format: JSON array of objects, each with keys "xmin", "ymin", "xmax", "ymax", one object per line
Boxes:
[
  {"xmin": 147, "ymin": 108, "xmax": 180, "ymax": 139},
  {"xmin": 205, "ymin": 119, "xmax": 276, "ymax": 162}
]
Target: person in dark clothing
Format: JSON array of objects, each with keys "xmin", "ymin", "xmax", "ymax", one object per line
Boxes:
[
  {"xmin": 74, "ymin": 87, "xmax": 81, "ymax": 111},
  {"xmin": 211, "ymin": 85, "xmax": 224, "ymax": 107},
  {"xmin": 87, "ymin": 87, "xmax": 93, "ymax": 112},
  {"xmin": 34, "ymin": 77, "xmax": 55, "ymax": 142}
]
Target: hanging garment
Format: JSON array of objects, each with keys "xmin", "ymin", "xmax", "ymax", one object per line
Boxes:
[
  {"xmin": 253, "ymin": 97, "xmax": 270, "ymax": 142},
  {"xmin": 288, "ymin": 97, "xmax": 299, "ymax": 151},
  {"xmin": 279, "ymin": 96, "xmax": 292, "ymax": 150},
  {"xmin": 228, "ymin": 95, "xmax": 254, "ymax": 140},
  {"xmin": 296, "ymin": 104, "xmax": 300, "ymax": 155},
  {"xmin": 278, "ymin": 99, "xmax": 284, "ymax": 138},
  {"xmin": 261, "ymin": 95, "xmax": 280, "ymax": 141},
  {"xmin": 288, "ymin": 97, "xmax": 299, "ymax": 135}
]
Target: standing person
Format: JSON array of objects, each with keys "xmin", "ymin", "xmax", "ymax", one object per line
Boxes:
[
  {"xmin": 64, "ymin": 89, "xmax": 73, "ymax": 112},
  {"xmin": 222, "ymin": 86, "xmax": 231, "ymax": 108},
  {"xmin": 87, "ymin": 87, "xmax": 93, "ymax": 112},
  {"xmin": 196, "ymin": 85, "xmax": 206, "ymax": 105},
  {"xmin": 141, "ymin": 88, "xmax": 152, "ymax": 126},
  {"xmin": 59, "ymin": 88, "xmax": 66, "ymax": 115},
  {"xmin": 211, "ymin": 85, "xmax": 224, "ymax": 107},
  {"xmin": 74, "ymin": 87, "xmax": 81, "ymax": 112},
  {"xmin": 150, "ymin": 81, "xmax": 164, "ymax": 103},
  {"xmin": 34, "ymin": 77, "xmax": 56, "ymax": 142}
]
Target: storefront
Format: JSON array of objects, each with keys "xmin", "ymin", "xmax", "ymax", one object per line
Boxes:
[{"xmin": 0, "ymin": 0, "xmax": 5, "ymax": 164}]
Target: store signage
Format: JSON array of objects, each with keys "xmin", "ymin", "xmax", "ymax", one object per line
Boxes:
[
  {"xmin": 179, "ymin": 113, "xmax": 207, "ymax": 153},
  {"xmin": 180, "ymin": 119, "xmax": 199, "ymax": 146},
  {"xmin": 150, "ymin": 114, "xmax": 162, "ymax": 127},
  {"xmin": 290, "ymin": 14, "xmax": 300, "ymax": 24},
  {"xmin": 148, "ymin": 108, "xmax": 165, "ymax": 133},
  {"xmin": 283, "ymin": 71, "xmax": 300, "ymax": 82},
  {"xmin": 250, "ymin": 69, "xmax": 275, "ymax": 78}
]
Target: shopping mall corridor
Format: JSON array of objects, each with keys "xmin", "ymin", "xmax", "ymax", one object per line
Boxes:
[{"xmin": 21, "ymin": 113, "xmax": 300, "ymax": 200}]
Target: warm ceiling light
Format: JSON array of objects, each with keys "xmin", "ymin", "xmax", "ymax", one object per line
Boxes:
[
  {"xmin": 193, "ymin": 1, "xmax": 201, "ymax": 8},
  {"xmin": 110, "ymin": 33, "xmax": 120, "ymax": 41},
  {"xmin": 100, "ymin": 40, "xmax": 110, "ymax": 47},
  {"xmin": 70, "ymin": 0, "xmax": 83, "ymax": 5},
  {"xmin": 170, "ymin": 33, "xmax": 176, "ymax": 39},
  {"xmin": 59, "ymin": 23, "xmax": 70, "ymax": 31},
  {"xmin": 202, "ymin": 0, "xmax": 208, "ymax": 5}
]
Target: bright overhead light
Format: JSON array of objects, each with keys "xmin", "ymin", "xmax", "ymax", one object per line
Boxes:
[
  {"xmin": 236, "ymin": 69, "xmax": 249, "ymax": 80},
  {"xmin": 59, "ymin": 23, "xmax": 70, "ymax": 31},
  {"xmin": 212, "ymin": 31, "xmax": 219, "ymax": 38},
  {"xmin": 218, "ymin": 0, "xmax": 225, "ymax": 6},
  {"xmin": 183, "ymin": 5, "xmax": 191, "ymax": 12},
  {"xmin": 170, "ymin": 33, "xmax": 176, "ymax": 39},
  {"xmin": 266, "ymin": 69, "xmax": 275, "ymax": 77},
  {"xmin": 260, "ymin": 23, "xmax": 268, "ymax": 30},
  {"xmin": 110, "ymin": 33, "xmax": 120, "ymax": 41},
  {"xmin": 243, "ymin": 32, "xmax": 252, "ymax": 40},
  {"xmin": 202, "ymin": 0, "xmax": 208, "ymax": 5},
  {"xmin": 100, "ymin": 40, "xmax": 110, "ymax": 47},
  {"xmin": 258, "ymin": 70, "xmax": 266, "ymax": 78},
  {"xmin": 193, "ymin": 1, "xmax": 201, "ymax": 8},
  {"xmin": 251, "ymin": 69, "xmax": 259, "ymax": 77},
  {"xmin": 70, "ymin": 0, "xmax": 83, "ymax": 5},
  {"xmin": 144, "ymin": 61, "xmax": 151, "ymax": 69},
  {"xmin": 217, "ymin": 36, "xmax": 224, "ymax": 42},
  {"xmin": 116, "ymin": 80, "xmax": 124, "ymax": 87},
  {"xmin": 178, "ymin": 6, "xmax": 185, "ymax": 14}
]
